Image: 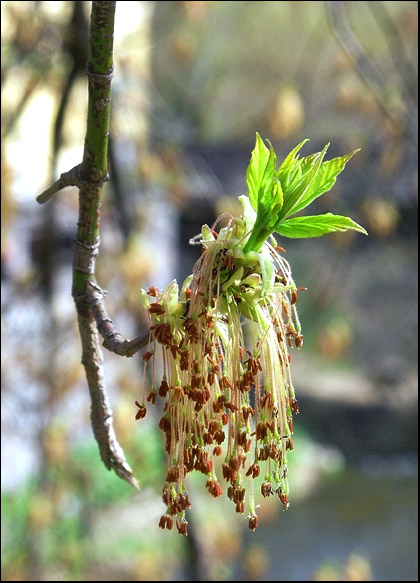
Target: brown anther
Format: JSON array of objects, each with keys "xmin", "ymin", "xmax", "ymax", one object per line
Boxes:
[
  {"xmin": 260, "ymin": 392, "xmax": 273, "ymax": 408},
  {"xmin": 222, "ymin": 463, "xmax": 233, "ymax": 482},
  {"xmin": 206, "ymin": 479, "xmax": 223, "ymax": 498},
  {"xmin": 289, "ymin": 398, "xmax": 300, "ymax": 414},
  {"xmin": 213, "ymin": 445, "xmax": 223, "ymax": 456},
  {"xmin": 291, "ymin": 290, "xmax": 298, "ymax": 305},
  {"xmin": 252, "ymin": 464, "xmax": 261, "ymax": 478},
  {"xmin": 178, "ymin": 493, "xmax": 191, "ymax": 510},
  {"xmin": 147, "ymin": 286, "xmax": 159, "ymax": 297},
  {"xmin": 180, "ymin": 350, "xmax": 189, "ymax": 371},
  {"xmin": 158, "ymin": 379, "xmax": 170, "ymax": 398},
  {"xmin": 148, "ymin": 302, "xmax": 166, "ymax": 315},
  {"xmin": 185, "ymin": 287, "xmax": 192, "ymax": 299},
  {"xmin": 165, "ymin": 467, "xmax": 179, "ymax": 482},
  {"xmin": 278, "ymin": 492, "xmax": 290, "ymax": 510},
  {"xmin": 146, "ymin": 390, "xmax": 156, "ymax": 405},
  {"xmin": 258, "ymin": 448, "xmax": 270, "ymax": 461},
  {"xmin": 150, "ymin": 322, "xmax": 173, "ymax": 345},
  {"xmin": 176, "ymin": 519, "xmax": 188, "ymax": 536},
  {"xmin": 233, "ymin": 487, "xmax": 246, "ymax": 502},
  {"xmin": 134, "ymin": 401, "xmax": 147, "ymax": 420},
  {"xmin": 162, "ymin": 487, "xmax": 171, "ymax": 505},
  {"xmin": 248, "ymin": 514, "xmax": 259, "ymax": 531},
  {"xmin": 235, "ymin": 501, "xmax": 245, "ymax": 514},
  {"xmin": 241, "ymin": 405, "xmax": 254, "ymax": 421},
  {"xmin": 229, "ymin": 456, "xmax": 241, "ymax": 471},
  {"xmin": 208, "ymin": 420, "xmax": 219, "ymax": 435},
  {"xmin": 256, "ymin": 422, "xmax": 268, "ymax": 440},
  {"xmin": 261, "ymin": 481, "xmax": 273, "ymax": 498},
  {"xmin": 222, "ymin": 376, "xmax": 234, "ymax": 389},
  {"xmin": 203, "ymin": 432, "xmax": 214, "ymax": 445},
  {"xmin": 286, "ymin": 436, "xmax": 294, "ymax": 451},
  {"xmin": 275, "ymin": 245, "xmax": 286, "ymax": 253},
  {"xmin": 142, "ymin": 351, "xmax": 154, "ymax": 362},
  {"xmin": 237, "ymin": 431, "xmax": 248, "ymax": 447},
  {"xmin": 295, "ymin": 334, "xmax": 303, "ymax": 348},
  {"xmin": 158, "ymin": 415, "xmax": 170, "ymax": 432},
  {"xmin": 173, "ymin": 386, "xmax": 185, "ymax": 400}
]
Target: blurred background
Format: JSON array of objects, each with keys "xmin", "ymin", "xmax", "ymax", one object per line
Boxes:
[{"xmin": 1, "ymin": 1, "xmax": 418, "ymax": 580}]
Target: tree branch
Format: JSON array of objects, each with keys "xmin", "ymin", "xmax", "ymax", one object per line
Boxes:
[{"xmin": 36, "ymin": 1, "xmax": 140, "ymax": 489}]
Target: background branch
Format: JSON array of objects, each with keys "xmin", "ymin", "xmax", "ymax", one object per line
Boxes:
[{"xmin": 37, "ymin": 0, "xmax": 139, "ymax": 489}]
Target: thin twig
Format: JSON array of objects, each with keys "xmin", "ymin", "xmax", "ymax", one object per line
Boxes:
[
  {"xmin": 326, "ymin": 0, "xmax": 416, "ymax": 142},
  {"xmin": 86, "ymin": 281, "xmax": 149, "ymax": 356},
  {"xmin": 36, "ymin": 165, "xmax": 82, "ymax": 204},
  {"xmin": 77, "ymin": 306, "xmax": 139, "ymax": 490}
]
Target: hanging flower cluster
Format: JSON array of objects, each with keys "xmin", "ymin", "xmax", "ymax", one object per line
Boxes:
[{"xmin": 136, "ymin": 134, "xmax": 367, "ymax": 534}]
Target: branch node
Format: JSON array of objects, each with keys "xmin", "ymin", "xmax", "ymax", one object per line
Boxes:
[{"xmin": 86, "ymin": 65, "xmax": 114, "ymax": 83}]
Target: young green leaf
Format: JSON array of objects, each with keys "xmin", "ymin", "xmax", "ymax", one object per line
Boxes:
[
  {"xmin": 287, "ymin": 149, "xmax": 360, "ymax": 216},
  {"xmin": 277, "ymin": 138, "xmax": 309, "ymax": 192},
  {"xmin": 276, "ymin": 213, "xmax": 368, "ymax": 238},
  {"xmin": 246, "ymin": 133, "xmax": 277, "ymax": 212},
  {"xmin": 243, "ymin": 134, "xmax": 283, "ymax": 254},
  {"xmin": 277, "ymin": 144, "xmax": 330, "ymax": 221}
]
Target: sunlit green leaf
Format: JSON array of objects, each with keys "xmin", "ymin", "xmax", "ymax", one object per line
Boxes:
[
  {"xmin": 246, "ymin": 133, "xmax": 277, "ymax": 211},
  {"xmin": 276, "ymin": 213, "xmax": 368, "ymax": 238},
  {"xmin": 289, "ymin": 149, "xmax": 360, "ymax": 215},
  {"xmin": 277, "ymin": 138, "xmax": 309, "ymax": 192},
  {"xmin": 278, "ymin": 144, "xmax": 330, "ymax": 221}
]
